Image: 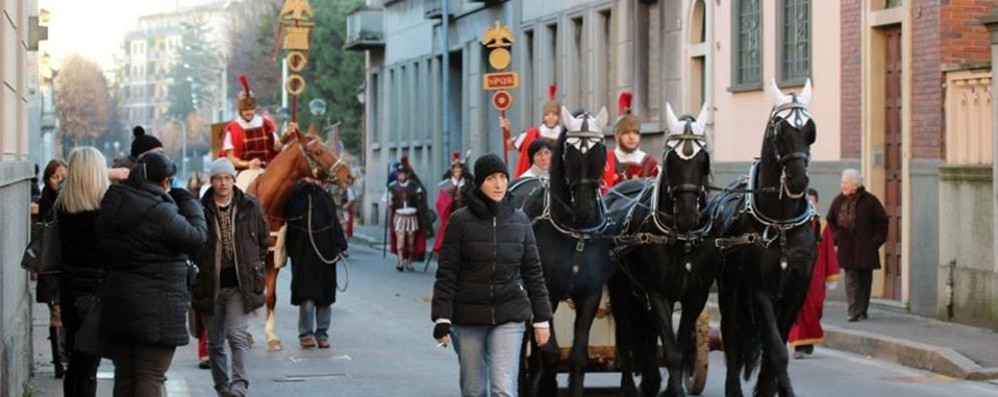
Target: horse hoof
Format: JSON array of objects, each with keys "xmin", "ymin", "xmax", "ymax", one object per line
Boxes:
[{"xmin": 267, "ymin": 340, "xmax": 283, "ymax": 351}]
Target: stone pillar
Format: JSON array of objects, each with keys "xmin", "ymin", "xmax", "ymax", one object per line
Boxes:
[{"xmin": 982, "ymin": 9, "xmax": 998, "ymax": 274}]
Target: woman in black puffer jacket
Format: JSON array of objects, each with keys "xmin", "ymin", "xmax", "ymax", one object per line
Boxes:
[
  {"xmin": 97, "ymin": 152, "xmax": 207, "ymax": 397},
  {"xmin": 431, "ymin": 153, "xmax": 553, "ymax": 396}
]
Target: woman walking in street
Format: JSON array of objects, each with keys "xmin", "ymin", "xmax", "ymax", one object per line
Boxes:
[
  {"xmin": 37, "ymin": 158, "xmax": 68, "ymax": 379},
  {"xmin": 98, "ymin": 152, "xmax": 207, "ymax": 396},
  {"xmin": 431, "ymin": 153, "xmax": 553, "ymax": 396},
  {"xmin": 53, "ymin": 148, "xmax": 109, "ymax": 396}
]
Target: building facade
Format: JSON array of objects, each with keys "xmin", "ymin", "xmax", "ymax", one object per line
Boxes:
[
  {"xmin": 0, "ymin": 0, "xmax": 38, "ymax": 394},
  {"xmin": 121, "ymin": 1, "xmax": 232, "ymax": 132},
  {"xmin": 350, "ymin": 0, "xmax": 848, "ymax": 240}
]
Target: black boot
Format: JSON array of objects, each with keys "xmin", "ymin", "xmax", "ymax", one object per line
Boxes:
[{"xmin": 49, "ymin": 326, "xmax": 65, "ymax": 379}]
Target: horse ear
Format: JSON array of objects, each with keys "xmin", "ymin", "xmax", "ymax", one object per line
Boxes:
[
  {"xmin": 695, "ymin": 103, "xmax": 709, "ymax": 132},
  {"xmin": 307, "ymin": 124, "xmax": 319, "ymax": 137},
  {"xmin": 767, "ymin": 79, "xmax": 785, "ymax": 106},
  {"xmin": 665, "ymin": 103, "xmax": 680, "ymax": 133},
  {"xmin": 560, "ymin": 106, "xmax": 575, "ymax": 130},
  {"xmin": 594, "ymin": 106, "xmax": 609, "ymax": 129},
  {"xmin": 800, "ymin": 78, "xmax": 813, "ymax": 106}
]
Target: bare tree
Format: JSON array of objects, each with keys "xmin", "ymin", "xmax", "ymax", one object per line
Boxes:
[
  {"xmin": 54, "ymin": 54, "xmax": 111, "ymax": 146},
  {"xmin": 226, "ymin": 0, "xmax": 283, "ymax": 109}
]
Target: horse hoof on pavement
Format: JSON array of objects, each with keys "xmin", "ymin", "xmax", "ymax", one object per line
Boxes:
[{"xmin": 267, "ymin": 340, "xmax": 283, "ymax": 351}]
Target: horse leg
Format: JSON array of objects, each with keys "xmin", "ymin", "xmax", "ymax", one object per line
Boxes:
[
  {"xmin": 720, "ymin": 287, "xmax": 745, "ymax": 397},
  {"xmin": 264, "ymin": 256, "xmax": 283, "ymax": 351},
  {"xmin": 636, "ymin": 313, "xmax": 663, "ymax": 397},
  {"xmin": 608, "ymin": 276, "xmax": 638, "ymax": 397},
  {"xmin": 566, "ymin": 292, "xmax": 600, "ymax": 397},
  {"xmin": 676, "ymin": 297, "xmax": 702, "ymax": 392},
  {"xmin": 752, "ymin": 290, "xmax": 789, "ymax": 397},
  {"xmin": 648, "ymin": 293, "xmax": 684, "ymax": 397}
]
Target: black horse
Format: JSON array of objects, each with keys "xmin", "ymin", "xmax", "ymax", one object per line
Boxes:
[
  {"xmin": 711, "ymin": 80, "xmax": 817, "ymax": 397},
  {"xmin": 606, "ymin": 104, "xmax": 715, "ymax": 397},
  {"xmin": 508, "ymin": 107, "xmax": 614, "ymax": 397}
]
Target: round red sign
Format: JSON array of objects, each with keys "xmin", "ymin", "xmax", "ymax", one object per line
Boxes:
[{"xmin": 492, "ymin": 91, "xmax": 512, "ymax": 111}]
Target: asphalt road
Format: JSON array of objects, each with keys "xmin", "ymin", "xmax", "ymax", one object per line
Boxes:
[{"xmin": 29, "ymin": 243, "xmax": 998, "ymax": 396}]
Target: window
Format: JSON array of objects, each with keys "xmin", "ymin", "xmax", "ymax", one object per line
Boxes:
[
  {"xmin": 547, "ymin": 23, "xmax": 559, "ymax": 89},
  {"xmin": 597, "ymin": 10, "xmax": 612, "ymax": 113},
  {"xmin": 885, "ymin": 0, "xmax": 902, "ymax": 8},
  {"xmin": 523, "ymin": 29, "xmax": 535, "ymax": 123},
  {"xmin": 732, "ymin": 0, "xmax": 761, "ymax": 89},
  {"xmin": 571, "ymin": 17, "xmax": 585, "ymax": 108},
  {"xmin": 778, "ymin": 0, "xmax": 810, "ymax": 85},
  {"xmin": 638, "ymin": 0, "xmax": 661, "ymax": 120}
]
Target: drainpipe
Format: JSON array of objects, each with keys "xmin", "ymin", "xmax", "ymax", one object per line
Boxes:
[
  {"xmin": 441, "ymin": 0, "xmax": 451, "ymax": 168},
  {"xmin": 981, "ymin": 8, "xmax": 998, "ymax": 280}
]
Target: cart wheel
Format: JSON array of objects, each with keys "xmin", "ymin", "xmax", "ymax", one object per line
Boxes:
[{"xmin": 684, "ymin": 309, "xmax": 710, "ymax": 395}]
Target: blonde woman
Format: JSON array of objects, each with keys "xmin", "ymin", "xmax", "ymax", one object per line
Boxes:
[{"xmin": 53, "ymin": 147, "xmax": 111, "ymax": 397}]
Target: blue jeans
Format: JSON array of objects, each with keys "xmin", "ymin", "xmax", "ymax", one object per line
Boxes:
[
  {"xmin": 451, "ymin": 322, "xmax": 526, "ymax": 397},
  {"xmin": 298, "ymin": 300, "xmax": 332, "ymax": 340}
]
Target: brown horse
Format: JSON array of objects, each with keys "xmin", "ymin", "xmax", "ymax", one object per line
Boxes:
[{"xmin": 246, "ymin": 123, "xmax": 353, "ymax": 351}]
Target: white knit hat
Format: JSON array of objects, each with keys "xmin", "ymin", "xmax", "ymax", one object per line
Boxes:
[{"xmin": 209, "ymin": 158, "xmax": 237, "ymax": 179}]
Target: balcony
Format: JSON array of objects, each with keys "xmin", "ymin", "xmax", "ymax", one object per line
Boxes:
[
  {"xmin": 424, "ymin": 0, "xmax": 455, "ymax": 20},
  {"xmin": 344, "ymin": 6, "xmax": 384, "ymax": 51}
]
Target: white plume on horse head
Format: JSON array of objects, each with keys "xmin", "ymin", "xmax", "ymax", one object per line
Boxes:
[
  {"xmin": 561, "ymin": 106, "xmax": 606, "ymax": 154},
  {"xmin": 695, "ymin": 103, "xmax": 709, "ymax": 133},
  {"xmin": 665, "ymin": 102, "xmax": 709, "ymax": 160},
  {"xmin": 767, "ymin": 79, "xmax": 813, "ymax": 129}
]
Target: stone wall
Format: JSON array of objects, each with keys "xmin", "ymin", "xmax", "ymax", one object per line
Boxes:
[
  {"xmin": 0, "ymin": 162, "xmax": 33, "ymax": 397},
  {"xmin": 937, "ymin": 165, "xmax": 998, "ymax": 330}
]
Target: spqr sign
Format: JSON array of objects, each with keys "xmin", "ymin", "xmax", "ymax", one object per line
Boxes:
[{"xmin": 483, "ymin": 72, "xmax": 519, "ymax": 90}]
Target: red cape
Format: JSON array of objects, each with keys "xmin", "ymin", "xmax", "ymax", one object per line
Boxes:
[
  {"xmin": 788, "ymin": 224, "xmax": 842, "ymax": 346},
  {"xmin": 433, "ymin": 189, "xmax": 455, "ymax": 253}
]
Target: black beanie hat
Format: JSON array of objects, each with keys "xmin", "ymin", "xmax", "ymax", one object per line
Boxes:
[
  {"xmin": 130, "ymin": 126, "xmax": 163, "ymax": 158},
  {"xmin": 136, "ymin": 152, "xmax": 177, "ymax": 184},
  {"xmin": 474, "ymin": 153, "xmax": 508, "ymax": 188},
  {"xmin": 527, "ymin": 139, "xmax": 554, "ymax": 164}
]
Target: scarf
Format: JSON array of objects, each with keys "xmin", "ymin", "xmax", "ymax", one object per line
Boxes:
[{"xmin": 838, "ymin": 193, "xmax": 860, "ymax": 231}]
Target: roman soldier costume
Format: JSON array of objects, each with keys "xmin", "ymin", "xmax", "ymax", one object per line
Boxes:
[
  {"xmin": 608, "ymin": 91, "xmax": 659, "ymax": 182},
  {"xmin": 387, "ymin": 157, "xmax": 429, "ymax": 271},
  {"xmin": 220, "ymin": 74, "xmax": 281, "ymax": 169},
  {"xmin": 511, "ymin": 84, "xmax": 563, "ymax": 178},
  {"xmin": 433, "ymin": 152, "xmax": 474, "ymax": 253}
]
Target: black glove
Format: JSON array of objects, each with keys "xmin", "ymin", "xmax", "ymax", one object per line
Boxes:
[
  {"xmin": 168, "ymin": 188, "xmax": 194, "ymax": 203},
  {"xmin": 433, "ymin": 322, "xmax": 451, "ymax": 339}
]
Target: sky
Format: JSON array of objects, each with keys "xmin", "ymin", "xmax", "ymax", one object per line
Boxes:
[{"xmin": 43, "ymin": 0, "xmax": 219, "ymax": 71}]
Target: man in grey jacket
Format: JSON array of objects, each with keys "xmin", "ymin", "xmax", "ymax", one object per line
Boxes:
[{"xmin": 192, "ymin": 158, "xmax": 269, "ymax": 397}]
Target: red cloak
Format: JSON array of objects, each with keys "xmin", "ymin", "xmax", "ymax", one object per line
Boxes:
[{"xmin": 788, "ymin": 223, "xmax": 842, "ymax": 346}]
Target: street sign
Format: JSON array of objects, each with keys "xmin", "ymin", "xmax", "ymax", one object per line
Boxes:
[
  {"xmin": 483, "ymin": 72, "xmax": 519, "ymax": 90},
  {"xmin": 492, "ymin": 91, "xmax": 512, "ymax": 111}
]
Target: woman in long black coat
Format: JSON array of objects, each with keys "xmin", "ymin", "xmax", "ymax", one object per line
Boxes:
[
  {"xmin": 36, "ymin": 159, "xmax": 67, "ymax": 378},
  {"xmin": 285, "ymin": 180, "xmax": 348, "ymax": 348}
]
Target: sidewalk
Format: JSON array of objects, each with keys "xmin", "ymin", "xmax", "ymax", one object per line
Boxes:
[{"xmin": 705, "ymin": 296, "xmax": 998, "ymax": 381}]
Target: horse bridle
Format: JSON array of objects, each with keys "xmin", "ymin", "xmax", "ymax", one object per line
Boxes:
[
  {"xmin": 650, "ymin": 129, "xmax": 712, "ymax": 241},
  {"xmin": 297, "ymin": 137, "xmax": 349, "ymax": 186},
  {"xmin": 561, "ymin": 114, "xmax": 608, "ymax": 197},
  {"xmin": 765, "ymin": 98, "xmax": 812, "ymax": 199}
]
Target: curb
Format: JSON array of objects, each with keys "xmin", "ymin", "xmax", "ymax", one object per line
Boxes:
[
  {"xmin": 351, "ymin": 231, "xmax": 386, "ymax": 250},
  {"xmin": 704, "ymin": 303, "xmax": 998, "ymax": 380}
]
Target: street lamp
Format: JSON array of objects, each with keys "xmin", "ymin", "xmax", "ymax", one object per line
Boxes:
[
  {"xmin": 356, "ymin": 82, "xmax": 365, "ymax": 105},
  {"xmin": 309, "ymin": 98, "xmax": 327, "ymax": 117}
]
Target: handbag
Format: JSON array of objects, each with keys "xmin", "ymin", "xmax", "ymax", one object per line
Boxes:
[
  {"xmin": 20, "ymin": 221, "xmax": 62, "ymax": 274},
  {"xmin": 74, "ymin": 295, "xmax": 108, "ymax": 357}
]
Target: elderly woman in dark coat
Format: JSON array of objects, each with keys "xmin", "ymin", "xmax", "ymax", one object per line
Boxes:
[
  {"xmin": 98, "ymin": 152, "xmax": 207, "ymax": 396},
  {"xmin": 827, "ymin": 168, "xmax": 889, "ymax": 322},
  {"xmin": 431, "ymin": 153, "xmax": 553, "ymax": 396}
]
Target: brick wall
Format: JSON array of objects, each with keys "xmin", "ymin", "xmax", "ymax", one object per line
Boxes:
[
  {"xmin": 940, "ymin": 0, "xmax": 993, "ymax": 66},
  {"xmin": 912, "ymin": 0, "xmax": 943, "ymax": 159},
  {"xmin": 841, "ymin": 0, "xmax": 862, "ymax": 159}
]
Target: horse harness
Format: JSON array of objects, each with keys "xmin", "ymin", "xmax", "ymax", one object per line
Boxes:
[
  {"xmin": 297, "ymin": 138, "xmax": 349, "ymax": 186},
  {"xmin": 764, "ymin": 97, "xmax": 813, "ymax": 200}
]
